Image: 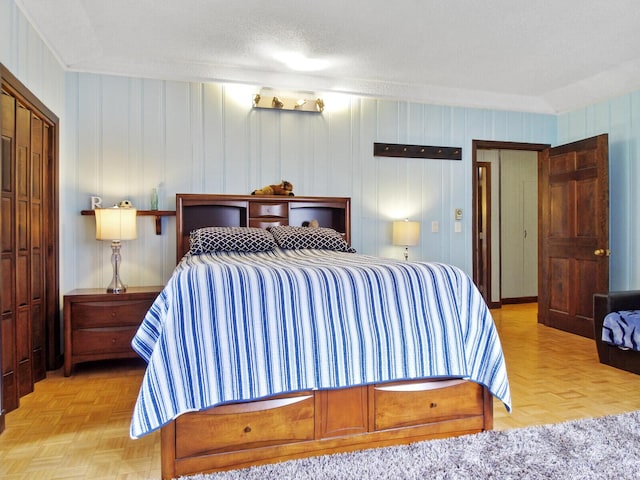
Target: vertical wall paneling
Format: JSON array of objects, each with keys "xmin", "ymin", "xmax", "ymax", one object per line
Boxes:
[
  {"xmin": 165, "ymin": 81, "xmax": 193, "ymax": 198},
  {"xmin": 202, "ymin": 83, "xmax": 224, "ymax": 194},
  {"xmin": 609, "ymin": 96, "xmax": 632, "ymax": 289},
  {"xmin": 62, "ymin": 72, "xmax": 557, "ymax": 289},
  {"xmin": 251, "ymin": 109, "xmax": 278, "ymax": 192},
  {"xmin": 326, "ymin": 106, "xmax": 352, "ymax": 197},
  {"xmin": 222, "ymin": 87, "xmax": 250, "ymax": 195},
  {"xmin": 189, "ymin": 83, "xmax": 205, "ymax": 193},
  {"xmin": 76, "ymin": 74, "xmax": 102, "ymax": 288},
  {"xmin": 357, "ymin": 98, "xmax": 378, "ymax": 253}
]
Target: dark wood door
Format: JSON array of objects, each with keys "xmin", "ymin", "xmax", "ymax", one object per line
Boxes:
[
  {"xmin": 475, "ymin": 162, "xmax": 492, "ymax": 304},
  {"xmin": 0, "ymin": 66, "xmax": 58, "ymax": 416},
  {"xmin": 15, "ymin": 102, "xmax": 33, "ymax": 398},
  {"xmin": 538, "ymin": 134, "xmax": 609, "ymax": 338},
  {"xmin": 1, "ymin": 90, "xmax": 18, "ymax": 412}
]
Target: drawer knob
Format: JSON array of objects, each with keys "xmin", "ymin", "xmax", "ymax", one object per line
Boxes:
[
  {"xmin": 244, "ymin": 426, "xmax": 252, "ymax": 433},
  {"xmin": 430, "ymin": 402, "xmax": 438, "ymax": 408}
]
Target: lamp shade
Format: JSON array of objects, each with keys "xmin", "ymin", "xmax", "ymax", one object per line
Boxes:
[
  {"xmin": 393, "ymin": 220, "xmax": 420, "ymax": 246},
  {"xmin": 95, "ymin": 207, "xmax": 137, "ymax": 241}
]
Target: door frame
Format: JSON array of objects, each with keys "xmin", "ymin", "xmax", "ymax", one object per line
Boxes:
[
  {"xmin": 472, "ymin": 140, "xmax": 549, "ymax": 308},
  {"xmin": 0, "ymin": 64, "xmax": 61, "ymax": 372}
]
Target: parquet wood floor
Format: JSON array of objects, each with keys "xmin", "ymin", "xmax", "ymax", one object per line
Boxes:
[{"xmin": 0, "ymin": 303, "xmax": 639, "ymax": 479}]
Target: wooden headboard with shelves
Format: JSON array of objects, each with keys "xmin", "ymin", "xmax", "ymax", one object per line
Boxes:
[{"xmin": 175, "ymin": 194, "xmax": 351, "ymax": 262}]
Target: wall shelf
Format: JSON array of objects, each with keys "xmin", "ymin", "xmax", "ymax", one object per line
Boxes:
[
  {"xmin": 81, "ymin": 210, "xmax": 176, "ymax": 235},
  {"xmin": 373, "ymin": 142, "xmax": 462, "ymax": 160}
]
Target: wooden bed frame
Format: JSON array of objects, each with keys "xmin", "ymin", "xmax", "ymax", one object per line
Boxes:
[{"xmin": 159, "ymin": 193, "xmax": 494, "ymax": 480}]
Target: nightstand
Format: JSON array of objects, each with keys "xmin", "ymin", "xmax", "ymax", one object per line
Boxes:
[{"xmin": 63, "ymin": 286, "xmax": 163, "ymax": 376}]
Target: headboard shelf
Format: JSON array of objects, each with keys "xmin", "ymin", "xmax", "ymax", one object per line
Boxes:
[{"xmin": 176, "ymin": 194, "xmax": 351, "ymax": 261}]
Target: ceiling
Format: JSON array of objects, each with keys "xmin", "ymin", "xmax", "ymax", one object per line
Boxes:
[{"xmin": 15, "ymin": 0, "xmax": 640, "ymax": 114}]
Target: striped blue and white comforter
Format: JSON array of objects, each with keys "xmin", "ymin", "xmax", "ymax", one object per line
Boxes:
[{"xmin": 130, "ymin": 249, "xmax": 511, "ymax": 438}]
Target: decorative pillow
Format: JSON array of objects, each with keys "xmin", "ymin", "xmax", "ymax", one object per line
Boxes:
[
  {"xmin": 269, "ymin": 226, "xmax": 356, "ymax": 252},
  {"xmin": 189, "ymin": 227, "xmax": 276, "ymax": 254}
]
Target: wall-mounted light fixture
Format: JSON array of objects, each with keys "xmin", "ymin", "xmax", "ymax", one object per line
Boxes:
[{"xmin": 253, "ymin": 91, "xmax": 324, "ymax": 113}]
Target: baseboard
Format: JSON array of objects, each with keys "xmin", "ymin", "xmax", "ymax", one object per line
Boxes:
[
  {"xmin": 501, "ymin": 296, "xmax": 538, "ymax": 305},
  {"xmin": 0, "ymin": 409, "xmax": 5, "ymax": 434}
]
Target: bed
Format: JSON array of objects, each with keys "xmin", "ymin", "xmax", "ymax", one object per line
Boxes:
[{"xmin": 130, "ymin": 194, "xmax": 511, "ymax": 480}]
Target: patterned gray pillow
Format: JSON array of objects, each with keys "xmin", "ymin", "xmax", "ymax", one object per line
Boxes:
[
  {"xmin": 269, "ymin": 226, "xmax": 356, "ymax": 252},
  {"xmin": 189, "ymin": 227, "xmax": 276, "ymax": 254}
]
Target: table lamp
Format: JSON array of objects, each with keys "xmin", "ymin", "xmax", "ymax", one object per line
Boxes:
[
  {"xmin": 393, "ymin": 219, "xmax": 420, "ymax": 261},
  {"xmin": 95, "ymin": 206, "xmax": 137, "ymax": 293}
]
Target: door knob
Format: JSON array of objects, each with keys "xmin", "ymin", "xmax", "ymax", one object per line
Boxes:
[{"xmin": 594, "ymin": 249, "xmax": 610, "ymax": 257}]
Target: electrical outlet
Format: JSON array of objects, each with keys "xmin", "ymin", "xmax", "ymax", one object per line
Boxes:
[{"xmin": 431, "ymin": 221, "xmax": 439, "ymax": 233}]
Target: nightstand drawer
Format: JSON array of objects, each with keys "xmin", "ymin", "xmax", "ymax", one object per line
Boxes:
[
  {"xmin": 72, "ymin": 326, "xmax": 139, "ymax": 355},
  {"xmin": 71, "ymin": 299, "xmax": 154, "ymax": 328}
]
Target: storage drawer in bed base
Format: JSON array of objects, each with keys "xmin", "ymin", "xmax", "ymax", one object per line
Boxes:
[{"xmin": 161, "ymin": 379, "xmax": 493, "ymax": 479}]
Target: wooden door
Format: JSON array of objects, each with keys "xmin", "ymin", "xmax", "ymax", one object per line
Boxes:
[
  {"xmin": 475, "ymin": 162, "xmax": 491, "ymax": 304},
  {"xmin": 30, "ymin": 114, "xmax": 46, "ymax": 383},
  {"xmin": 15, "ymin": 103, "xmax": 33, "ymax": 397},
  {"xmin": 538, "ymin": 134, "xmax": 609, "ymax": 338},
  {"xmin": 1, "ymin": 90, "xmax": 18, "ymax": 412},
  {"xmin": 0, "ymin": 66, "xmax": 59, "ymax": 415}
]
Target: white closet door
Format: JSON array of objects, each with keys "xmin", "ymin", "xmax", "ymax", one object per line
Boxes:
[{"xmin": 500, "ymin": 151, "xmax": 538, "ymax": 300}]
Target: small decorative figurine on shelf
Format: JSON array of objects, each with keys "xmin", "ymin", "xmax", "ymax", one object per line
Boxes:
[{"xmin": 251, "ymin": 180, "xmax": 294, "ymax": 196}]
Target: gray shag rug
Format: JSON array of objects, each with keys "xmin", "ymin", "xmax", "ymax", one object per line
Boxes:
[{"xmin": 179, "ymin": 410, "xmax": 640, "ymax": 480}]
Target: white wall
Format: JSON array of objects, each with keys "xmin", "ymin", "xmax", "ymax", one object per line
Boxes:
[
  {"xmin": 0, "ymin": 0, "xmax": 65, "ymax": 115},
  {"xmin": 64, "ymin": 75, "xmax": 557, "ymax": 292}
]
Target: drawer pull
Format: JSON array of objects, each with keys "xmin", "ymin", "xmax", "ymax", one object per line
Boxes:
[
  {"xmin": 430, "ymin": 402, "xmax": 438, "ymax": 408},
  {"xmin": 244, "ymin": 426, "xmax": 252, "ymax": 433}
]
